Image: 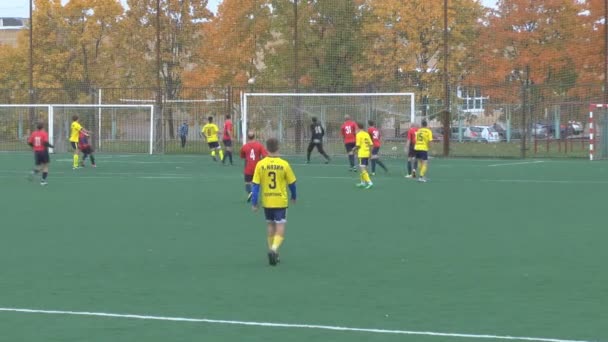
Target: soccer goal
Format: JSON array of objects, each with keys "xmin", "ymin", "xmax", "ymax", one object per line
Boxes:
[
  {"xmin": 589, "ymin": 104, "xmax": 608, "ymax": 160},
  {"xmin": 0, "ymin": 104, "xmax": 154, "ymax": 154},
  {"xmin": 241, "ymin": 92, "xmax": 416, "ymax": 156}
]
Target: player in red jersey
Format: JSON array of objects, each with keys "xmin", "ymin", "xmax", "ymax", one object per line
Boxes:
[
  {"xmin": 240, "ymin": 132, "xmax": 268, "ymax": 202},
  {"xmin": 222, "ymin": 115, "xmax": 234, "ymax": 165},
  {"xmin": 78, "ymin": 131, "xmax": 96, "ymax": 168},
  {"xmin": 27, "ymin": 122, "xmax": 54, "ymax": 185},
  {"xmin": 367, "ymin": 120, "xmax": 388, "ymax": 175},
  {"xmin": 406, "ymin": 123, "xmax": 419, "ymax": 178},
  {"xmin": 340, "ymin": 114, "xmax": 358, "ymax": 171}
]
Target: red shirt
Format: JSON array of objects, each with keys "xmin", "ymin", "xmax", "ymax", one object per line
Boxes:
[
  {"xmin": 223, "ymin": 119, "xmax": 233, "ymax": 141},
  {"xmin": 79, "ymin": 131, "xmax": 91, "ymax": 150},
  {"xmin": 28, "ymin": 130, "xmax": 49, "ymax": 152},
  {"xmin": 341, "ymin": 120, "xmax": 357, "ymax": 143},
  {"xmin": 407, "ymin": 127, "xmax": 418, "ymax": 144},
  {"xmin": 367, "ymin": 127, "xmax": 381, "ymax": 148},
  {"xmin": 240, "ymin": 140, "xmax": 267, "ymax": 175}
]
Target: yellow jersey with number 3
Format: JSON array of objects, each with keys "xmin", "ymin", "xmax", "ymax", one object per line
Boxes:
[
  {"xmin": 414, "ymin": 127, "xmax": 433, "ymax": 151},
  {"xmin": 355, "ymin": 130, "xmax": 372, "ymax": 158},
  {"xmin": 252, "ymin": 157, "xmax": 296, "ymax": 208},
  {"xmin": 201, "ymin": 123, "xmax": 219, "ymax": 143},
  {"xmin": 70, "ymin": 121, "xmax": 82, "ymax": 142}
]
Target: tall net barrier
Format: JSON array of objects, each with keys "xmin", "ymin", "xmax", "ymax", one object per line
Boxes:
[
  {"xmin": 0, "ymin": 105, "xmax": 154, "ymax": 154},
  {"xmin": 242, "ymin": 93, "xmax": 415, "ymax": 157},
  {"xmin": 1, "ymin": 1, "xmax": 607, "ymax": 158}
]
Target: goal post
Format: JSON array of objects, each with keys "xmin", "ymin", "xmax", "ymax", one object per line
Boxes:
[
  {"xmin": 589, "ymin": 104, "xmax": 608, "ymax": 160},
  {"xmin": 240, "ymin": 92, "xmax": 416, "ymax": 156},
  {"xmin": 0, "ymin": 104, "xmax": 155, "ymax": 154}
]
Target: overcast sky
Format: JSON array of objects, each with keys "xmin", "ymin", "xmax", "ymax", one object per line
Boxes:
[{"xmin": 1, "ymin": 0, "xmax": 497, "ymax": 19}]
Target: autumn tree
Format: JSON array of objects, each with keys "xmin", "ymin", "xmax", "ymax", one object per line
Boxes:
[
  {"xmin": 470, "ymin": 0, "xmax": 589, "ymax": 102},
  {"xmin": 356, "ymin": 0, "xmax": 483, "ymax": 115},
  {"xmin": 119, "ymin": 0, "xmax": 212, "ymax": 137},
  {"xmin": 183, "ymin": 0, "xmax": 273, "ymax": 88}
]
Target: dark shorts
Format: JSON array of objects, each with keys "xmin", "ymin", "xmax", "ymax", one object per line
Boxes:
[
  {"xmin": 208, "ymin": 142, "xmax": 220, "ymax": 149},
  {"xmin": 415, "ymin": 150, "xmax": 428, "ymax": 160},
  {"xmin": 264, "ymin": 208, "xmax": 287, "ymax": 223},
  {"xmin": 70, "ymin": 142, "xmax": 79, "ymax": 150},
  {"xmin": 408, "ymin": 144, "xmax": 416, "ymax": 158},
  {"xmin": 223, "ymin": 139, "xmax": 232, "ymax": 147},
  {"xmin": 80, "ymin": 146, "xmax": 93, "ymax": 154},
  {"xmin": 371, "ymin": 147, "xmax": 380, "ymax": 156},
  {"xmin": 244, "ymin": 174, "xmax": 253, "ymax": 182},
  {"xmin": 359, "ymin": 157, "xmax": 369, "ymax": 166},
  {"xmin": 34, "ymin": 151, "xmax": 50, "ymax": 165},
  {"xmin": 345, "ymin": 142, "xmax": 356, "ymax": 152}
]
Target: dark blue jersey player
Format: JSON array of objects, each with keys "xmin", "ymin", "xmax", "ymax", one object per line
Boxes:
[{"xmin": 306, "ymin": 117, "xmax": 331, "ymax": 164}]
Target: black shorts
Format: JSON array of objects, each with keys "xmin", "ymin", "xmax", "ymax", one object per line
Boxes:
[
  {"xmin": 80, "ymin": 146, "xmax": 93, "ymax": 154},
  {"xmin": 345, "ymin": 142, "xmax": 356, "ymax": 152},
  {"xmin": 359, "ymin": 157, "xmax": 369, "ymax": 166},
  {"xmin": 223, "ymin": 140, "xmax": 233, "ymax": 147},
  {"xmin": 244, "ymin": 174, "xmax": 253, "ymax": 182},
  {"xmin": 70, "ymin": 142, "xmax": 79, "ymax": 150},
  {"xmin": 208, "ymin": 142, "xmax": 220, "ymax": 149},
  {"xmin": 371, "ymin": 147, "xmax": 380, "ymax": 156},
  {"xmin": 264, "ymin": 208, "xmax": 287, "ymax": 223},
  {"xmin": 408, "ymin": 145, "xmax": 416, "ymax": 158},
  {"xmin": 415, "ymin": 150, "xmax": 428, "ymax": 160},
  {"xmin": 34, "ymin": 151, "xmax": 50, "ymax": 165}
]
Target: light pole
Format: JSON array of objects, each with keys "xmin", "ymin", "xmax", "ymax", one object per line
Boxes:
[{"xmin": 29, "ymin": 0, "xmax": 34, "ymax": 127}]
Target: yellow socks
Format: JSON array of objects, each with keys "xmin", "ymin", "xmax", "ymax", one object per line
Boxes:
[
  {"xmin": 73, "ymin": 154, "xmax": 79, "ymax": 168},
  {"xmin": 361, "ymin": 170, "xmax": 371, "ymax": 183},
  {"xmin": 211, "ymin": 150, "xmax": 216, "ymax": 157},
  {"xmin": 219, "ymin": 150, "xmax": 224, "ymax": 161},
  {"xmin": 271, "ymin": 235, "xmax": 284, "ymax": 251},
  {"xmin": 420, "ymin": 163, "xmax": 427, "ymax": 177}
]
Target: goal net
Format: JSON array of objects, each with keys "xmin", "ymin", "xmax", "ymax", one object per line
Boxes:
[
  {"xmin": 241, "ymin": 93, "xmax": 416, "ymax": 157},
  {"xmin": 0, "ymin": 104, "xmax": 154, "ymax": 154},
  {"xmin": 589, "ymin": 104, "xmax": 608, "ymax": 160}
]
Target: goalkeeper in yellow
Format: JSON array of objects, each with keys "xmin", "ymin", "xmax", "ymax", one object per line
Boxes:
[
  {"xmin": 354, "ymin": 122, "xmax": 374, "ymax": 189},
  {"xmin": 251, "ymin": 138, "xmax": 297, "ymax": 266},
  {"xmin": 69, "ymin": 115, "xmax": 89, "ymax": 169},
  {"xmin": 201, "ymin": 116, "xmax": 224, "ymax": 162}
]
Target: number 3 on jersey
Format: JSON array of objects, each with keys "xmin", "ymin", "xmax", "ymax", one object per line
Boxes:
[{"xmin": 268, "ymin": 171, "xmax": 276, "ymax": 189}]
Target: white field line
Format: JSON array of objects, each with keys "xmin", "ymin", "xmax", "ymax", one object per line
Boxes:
[
  {"xmin": 0, "ymin": 307, "xmax": 596, "ymax": 342},
  {"xmin": 488, "ymin": 161, "xmax": 545, "ymax": 167}
]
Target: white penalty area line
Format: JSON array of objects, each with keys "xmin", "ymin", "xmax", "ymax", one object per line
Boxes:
[
  {"xmin": 488, "ymin": 161, "xmax": 545, "ymax": 167},
  {"xmin": 0, "ymin": 307, "xmax": 597, "ymax": 342}
]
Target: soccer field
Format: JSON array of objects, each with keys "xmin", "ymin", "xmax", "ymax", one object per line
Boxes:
[{"xmin": 0, "ymin": 153, "xmax": 606, "ymax": 342}]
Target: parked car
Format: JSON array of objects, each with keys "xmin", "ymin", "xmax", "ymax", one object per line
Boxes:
[{"xmin": 464, "ymin": 126, "xmax": 500, "ymax": 142}]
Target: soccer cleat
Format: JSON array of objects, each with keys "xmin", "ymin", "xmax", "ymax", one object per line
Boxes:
[
  {"xmin": 371, "ymin": 172, "xmax": 376, "ymax": 176},
  {"xmin": 40, "ymin": 180, "xmax": 48, "ymax": 186},
  {"xmin": 92, "ymin": 164, "xmax": 96, "ymax": 168},
  {"xmin": 364, "ymin": 183, "xmax": 374, "ymax": 189},
  {"xmin": 268, "ymin": 250, "xmax": 278, "ymax": 266},
  {"xmin": 405, "ymin": 174, "xmax": 413, "ymax": 178},
  {"xmin": 355, "ymin": 183, "xmax": 366, "ymax": 188},
  {"xmin": 417, "ymin": 177, "xmax": 427, "ymax": 183},
  {"xmin": 324, "ymin": 160, "xmax": 330, "ymax": 164}
]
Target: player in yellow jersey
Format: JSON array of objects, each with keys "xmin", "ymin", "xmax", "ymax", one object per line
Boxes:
[
  {"xmin": 200, "ymin": 116, "xmax": 224, "ymax": 162},
  {"xmin": 69, "ymin": 115, "xmax": 89, "ymax": 170},
  {"xmin": 251, "ymin": 138, "xmax": 297, "ymax": 266},
  {"xmin": 353, "ymin": 122, "xmax": 374, "ymax": 189},
  {"xmin": 413, "ymin": 120, "xmax": 433, "ymax": 182}
]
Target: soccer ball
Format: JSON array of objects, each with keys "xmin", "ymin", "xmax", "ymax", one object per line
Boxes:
[{"xmin": 391, "ymin": 146, "xmax": 398, "ymax": 151}]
